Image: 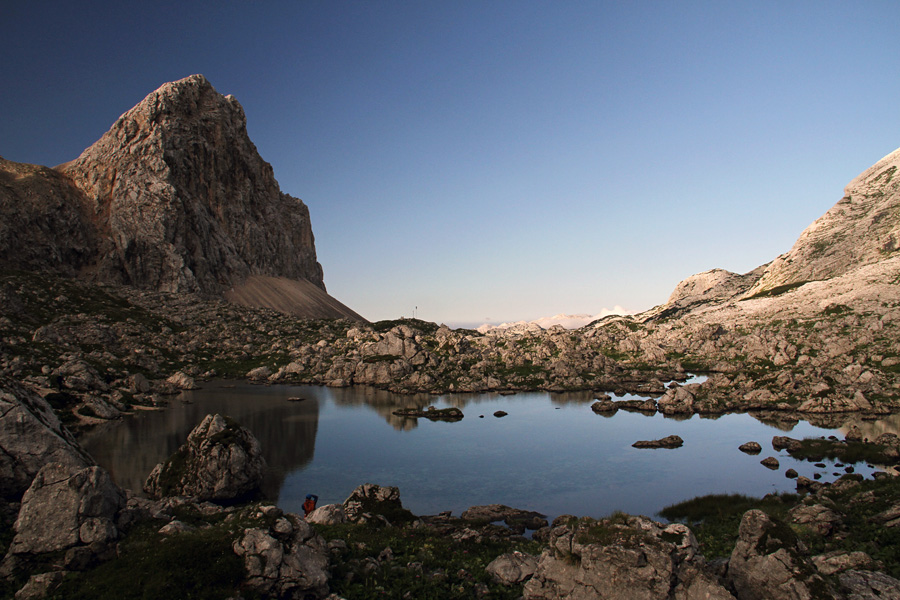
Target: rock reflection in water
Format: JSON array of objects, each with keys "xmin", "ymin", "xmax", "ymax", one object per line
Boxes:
[
  {"xmin": 80, "ymin": 381, "xmax": 900, "ymax": 521},
  {"xmin": 79, "ymin": 381, "xmax": 321, "ymax": 498}
]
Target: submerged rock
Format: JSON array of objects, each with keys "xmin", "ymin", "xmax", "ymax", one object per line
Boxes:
[{"xmin": 143, "ymin": 413, "xmax": 266, "ymax": 502}]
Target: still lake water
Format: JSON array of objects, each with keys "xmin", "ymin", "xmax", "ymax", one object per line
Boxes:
[{"xmin": 79, "ymin": 381, "xmax": 899, "ymax": 523}]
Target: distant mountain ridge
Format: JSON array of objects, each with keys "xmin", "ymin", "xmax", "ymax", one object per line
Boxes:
[
  {"xmin": 641, "ymin": 144, "xmax": 900, "ymax": 322},
  {"xmin": 0, "ymin": 75, "xmax": 363, "ymax": 321}
]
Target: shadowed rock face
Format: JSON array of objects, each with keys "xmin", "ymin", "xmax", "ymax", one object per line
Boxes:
[
  {"xmin": 0, "ymin": 378, "xmax": 93, "ymax": 501},
  {"xmin": 60, "ymin": 74, "xmax": 324, "ymax": 295},
  {"xmin": 144, "ymin": 413, "xmax": 267, "ymax": 503},
  {"xmin": 0, "ymin": 158, "xmax": 98, "ymax": 274}
]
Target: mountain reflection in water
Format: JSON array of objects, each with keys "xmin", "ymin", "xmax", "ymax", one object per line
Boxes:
[{"xmin": 80, "ymin": 381, "xmax": 900, "ymax": 522}]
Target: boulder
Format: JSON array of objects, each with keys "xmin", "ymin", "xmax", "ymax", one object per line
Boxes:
[
  {"xmin": 632, "ymin": 435, "xmax": 684, "ymax": 449},
  {"xmin": 591, "ymin": 399, "xmax": 617, "ymax": 413},
  {"xmin": 0, "ymin": 379, "xmax": 92, "ymax": 500},
  {"xmin": 772, "ymin": 436, "xmax": 803, "ymax": 452},
  {"xmin": 143, "ymin": 413, "xmax": 266, "ymax": 502},
  {"xmin": 487, "ymin": 551, "xmax": 539, "ymax": 585},
  {"xmin": 13, "ymin": 571, "xmax": 66, "ymax": 600},
  {"xmin": 306, "ymin": 504, "xmax": 347, "ymax": 525},
  {"xmin": 232, "ymin": 518, "xmax": 329, "ymax": 599},
  {"xmin": 657, "ymin": 385, "xmax": 697, "ymax": 414},
  {"xmin": 812, "ymin": 551, "xmax": 879, "ymax": 576},
  {"xmin": 343, "ymin": 483, "xmax": 414, "ymax": 525},
  {"xmin": 760, "ymin": 457, "xmax": 780, "ymax": 470},
  {"xmin": 460, "ymin": 504, "xmax": 548, "ymax": 532},
  {"xmin": 789, "ymin": 504, "xmax": 843, "ymax": 537},
  {"xmin": 838, "ymin": 569, "xmax": 900, "ymax": 599},
  {"xmin": 8, "ymin": 463, "xmax": 124, "ymax": 557},
  {"xmin": 165, "ymin": 371, "xmax": 198, "ymax": 390},
  {"xmin": 522, "ymin": 515, "xmax": 733, "ymax": 600},
  {"xmin": 739, "ymin": 441, "xmax": 762, "ymax": 454},
  {"xmin": 727, "ymin": 509, "xmax": 836, "ymax": 600}
]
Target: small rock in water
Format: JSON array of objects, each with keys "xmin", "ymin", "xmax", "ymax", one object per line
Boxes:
[
  {"xmin": 493, "ymin": 411, "xmax": 508, "ymax": 418},
  {"xmin": 761, "ymin": 457, "xmax": 780, "ymax": 470},
  {"xmin": 739, "ymin": 441, "xmax": 762, "ymax": 454}
]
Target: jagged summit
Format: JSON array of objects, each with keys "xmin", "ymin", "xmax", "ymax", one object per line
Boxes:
[
  {"xmin": 0, "ymin": 75, "xmax": 363, "ymax": 321},
  {"xmin": 61, "ymin": 74, "xmax": 325, "ymax": 296}
]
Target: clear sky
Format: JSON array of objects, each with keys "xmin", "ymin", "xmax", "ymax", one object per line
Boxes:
[{"xmin": 3, "ymin": 1, "xmax": 900, "ymax": 327}]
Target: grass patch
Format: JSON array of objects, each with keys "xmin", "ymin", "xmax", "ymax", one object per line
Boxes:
[
  {"xmin": 48, "ymin": 519, "xmax": 246, "ymax": 600},
  {"xmin": 315, "ymin": 521, "xmax": 539, "ymax": 600},
  {"xmin": 659, "ymin": 493, "xmax": 798, "ymax": 559}
]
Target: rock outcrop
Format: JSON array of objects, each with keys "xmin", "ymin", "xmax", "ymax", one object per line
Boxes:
[
  {"xmin": 6, "ymin": 463, "xmax": 124, "ymax": 559},
  {"xmin": 746, "ymin": 147, "xmax": 900, "ymax": 297},
  {"xmin": 0, "ymin": 75, "xmax": 364, "ymax": 321},
  {"xmin": 0, "ymin": 378, "xmax": 92, "ymax": 500},
  {"xmin": 342, "ymin": 483, "xmax": 414, "ymax": 525},
  {"xmin": 0, "ymin": 158, "xmax": 97, "ymax": 274},
  {"xmin": 144, "ymin": 413, "xmax": 266, "ymax": 502},
  {"xmin": 232, "ymin": 507, "xmax": 330, "ymax": 599},
  {"xmin": 522, "ymin": 514, "xmax": 734, "ymax": 600},
  {"xmin": 60, "ymin": 74, "xmax": 324, "ymax": 295},
  {"xmin": 727, "ymin": 509, "xmax": 836, "ymax": 600}
]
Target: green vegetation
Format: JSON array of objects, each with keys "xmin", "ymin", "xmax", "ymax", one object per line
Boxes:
[
  {"xmin": 659, "ymin": 493, "xmax": 798, "ymax": 559},
  {"xmin": 787, "ymin": 437, "xmax": 895, "ymax": 465},
  {"xmin": 47, "ymin": 516, "xmax": 247, "ymax": 600},
  {"xmin": 371, "ymin": 318, "xmax": 440, "ymax": 335},
  {"xmin": 315, "ymin": 520, "xmax": 540, "ymax": 600}
]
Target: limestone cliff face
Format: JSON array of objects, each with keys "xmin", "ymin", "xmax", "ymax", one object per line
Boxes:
[
  {"xmin": 0, "ymin": 158, "xmax": 98, "ymax": 274},
  {"xmin": 60, "ymin": 74, "xmax": 325, "ymax": 295},
  {"xmin": 745, "ymin": 146, "xmax": 900, "ymax": 297},
  {"xmin": 647, "ymin": 145, "xmax": 900, "ymax": 320}
]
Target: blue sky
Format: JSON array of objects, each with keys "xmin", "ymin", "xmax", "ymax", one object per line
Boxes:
[{"xmin": 3, "ymin": 1, "xmax": 900, "ymax": 326}]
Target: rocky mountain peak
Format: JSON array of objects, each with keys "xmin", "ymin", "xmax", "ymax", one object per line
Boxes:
[
  {"xmin": 60, "ymin": 74, "xmax": 325, "ymax": 295},
  {"xmin": 744, "ymin": 146, "xmax": 900, "ymax": 297}
]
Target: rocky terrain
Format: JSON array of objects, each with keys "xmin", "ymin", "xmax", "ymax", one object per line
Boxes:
[
  {"xmin": 2, "ymin": 73, "xmax": 900, "ymax": 598},
  {"xmin": 0, "ymin": 74, "xmax": 359, "ymax": 320},
  {"xmin": 4, "ymin": 394, "xmax": 900, "ymax": 599}
]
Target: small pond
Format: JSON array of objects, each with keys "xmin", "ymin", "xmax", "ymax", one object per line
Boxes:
[{"xmin": 79, "ymin": 381, "xmax": 900, "ymax": 523}]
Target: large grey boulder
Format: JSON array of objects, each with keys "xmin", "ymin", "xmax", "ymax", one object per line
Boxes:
[
  {"xmin": 838, "ymin": 569, "xmax": 900, "ymax": 599},
  {"xmin": 232, "ymin": 512, "xmax": 329, "ymax": 599},
  {"xmin": 8, "ymin": 463, "xmax": 124, "ymax": 557},
  {"xmin": 0, "ymin": 378, "xmax": 92, "ymax": 500},
  {"xmin": 523, "ymin": 515, "xmax": 733, "ymax": 600},
  {"xmin": 487, "ymin": 551, "xmax": 539, "ymax": 585},
  {"xmin": 727, "ymin": 509, "xmax": 836, "ymax": 600},
  {"xmin": 143, "ymin": 413, "xmax": 266, "ymax": 502}
]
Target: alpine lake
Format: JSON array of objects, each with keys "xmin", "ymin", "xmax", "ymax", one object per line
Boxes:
[{"xmin": 79, "ymin": 378, "xmax": 900, "ymax": 523}]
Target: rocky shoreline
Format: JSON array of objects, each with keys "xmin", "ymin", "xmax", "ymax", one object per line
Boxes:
[
  {"xmin": 4, "ymin": 394, "xmax": 900, "ymax": 599},
  {"xmin": 2, "ymin": 268, "xmax": 898, "ymax": 439}
]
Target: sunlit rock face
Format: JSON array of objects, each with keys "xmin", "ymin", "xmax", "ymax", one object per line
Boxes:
[
  {"xmin": 744, "ymin": 146, "xmax": 900, "ymax": 298},
  {"xmin": 61, "ymin": 74, "xmax": 324, "ymax": 295}
]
